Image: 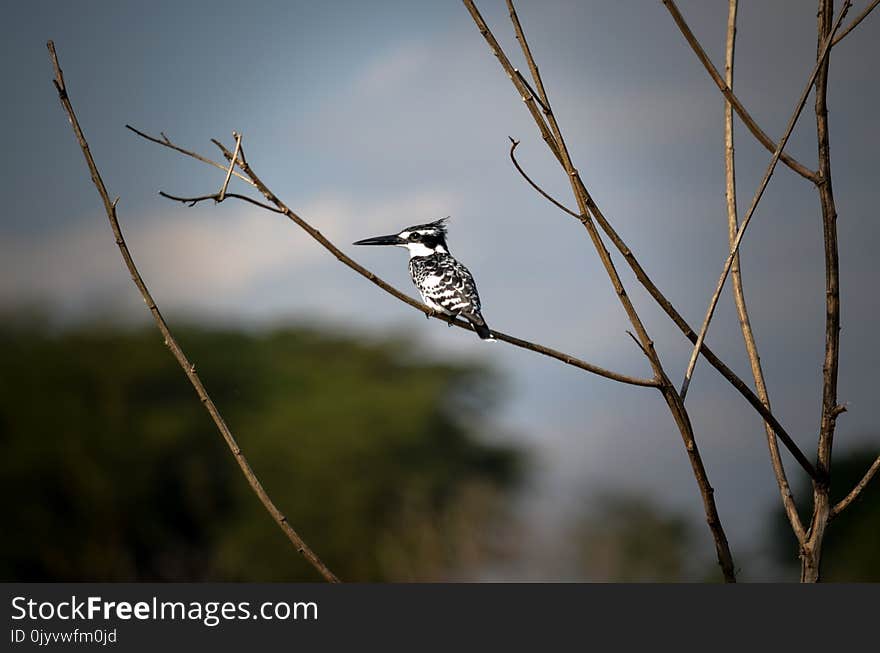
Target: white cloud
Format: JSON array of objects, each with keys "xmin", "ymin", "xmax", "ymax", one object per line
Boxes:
[
  {"xmin": 0, "ymin": 188, "xmax": 461, "ymax": 320},
  {"xmin": 2, "ymin": 205, "xmax": 300, "ymax": 310}
]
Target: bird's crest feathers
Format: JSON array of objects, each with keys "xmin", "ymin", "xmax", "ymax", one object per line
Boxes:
[{"xmin": 404, "ymin": 217, "xmax": 449, "ymax": 236}]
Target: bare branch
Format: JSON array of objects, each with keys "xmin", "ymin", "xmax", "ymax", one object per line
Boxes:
[
  {"xmin": 464, "ymin": 2, "xmax": 563, "ymax": 165},
  {"xmin": 159, "ymin": 190, "xmax": 283, "ymax": 213},
  {"xmin": 815, "ymin": 3, "xmax": 846, "ymax": 482},
  {"xmin": 722, "ymin": 0, "xmax": 804, "ymax": 541},
  {"xmin": 48, "ymin": 41, "xmax": 340, "ymax": 583},
  {"xmin": 626, "ymin": 330, "xmax": 649, "ymax": 358},
  {"xmin": 662, "ymin": 0, "xmax": 820, "ymax": 184},
  {"xmin": 801, "ymin": 0, "xmax": 848, "ymax": 583},
  {"xmin": 508, "ymin": 137, "xmax": 579, "ymax": 219},
  {"xmin": 125, "ymin": 124, "xmax": 256, "ymax": 187},
  {"xmin": 832, "ymin": 0, "xmax": 880, "ymax": 45},
  {"xmin": 217, "ymin": 131, "xmax": 241, "ymax": 202},
  {"xmin": 492, "ymin": 329, "xmax": 660, "ymax": 388},
  {"xmin": 679, "ymin": 1, "xmax": 851, "ymax": 405},
  {"xmin": 132, "ymin": 127, "xmax": 660, "ymax": 390},
  {"xmin": 830, "ymin": 455, "xmax": 880, "ymax": 519},
  {"xmin": 514, "ymin": 69, "xmax": 550, "ymax": 114},
  {"xmin": 507, "ymin": 0, "xmax": 551, "ymax": 109}
]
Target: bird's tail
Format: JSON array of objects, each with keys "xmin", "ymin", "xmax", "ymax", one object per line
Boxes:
[{"xmin": 464, "ymin": 312, "xmax": 495, "ymax": 341}]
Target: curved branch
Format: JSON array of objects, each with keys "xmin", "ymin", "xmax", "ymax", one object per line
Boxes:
[
  {"xmin": 721, "ymin": 0, "xmax": 804, "ymax": 541},
  {"xmin": 159, "ymin": 190, "xmax": 283, "ymax": 213},
  {"xmin": 662, "ymin": 0, "xmax": 819, "ymax": 184},
  {"xmin": 134, "ymin": 128, "xmax": 659, "ymax": 389},
  {"xmin": 508, "ymin": 138, "xmax": 579, "ymax": 219},
  {"xmin": 830, "ymin": 454, "xmax": 880, "ymax": 520},
  {"xmin": 48, "ymin": 41, "xmax": 340, "ymax": 583}
]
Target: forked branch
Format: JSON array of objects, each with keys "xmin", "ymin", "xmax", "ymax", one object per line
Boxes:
[
  {"xmin": 126, "ymin": 124, "xmax": 257, "ymax": 187},
  {"xmin": 679, "ymin": 0, "xmax": 851, "ymax": 404},
  {"xmin": 47, "ymin": 40, "xmax": 340, "ymax": 583},
  {"xmin": 662, "ymin": 0, "xmax": 819, "ymax": 184}
]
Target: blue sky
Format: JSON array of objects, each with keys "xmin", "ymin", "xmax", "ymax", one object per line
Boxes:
[{"xmin": 3, "ymin": 1, "xmax": 879, "ymax": 579}]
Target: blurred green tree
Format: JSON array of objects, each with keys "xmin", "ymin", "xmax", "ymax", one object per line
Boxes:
[
  {"xmin": 0, "ymin": 320, "xmax": 522, "ymax": 581},
  {"xmin": 770, "ymin": 447, "xmax": 880, "ymax": 581},
  {"xmin": 574, "ymin": 493, "xmax": 696, "ymax": 582}
]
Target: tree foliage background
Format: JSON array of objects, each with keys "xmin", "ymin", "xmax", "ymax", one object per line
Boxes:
[
  {"xmin": 0, "ymin": 319, "xmax": 521, "ymax": 581},
  {"xmin": 3, "ymin": 315, "xmax": 879, "ymax": 581}
]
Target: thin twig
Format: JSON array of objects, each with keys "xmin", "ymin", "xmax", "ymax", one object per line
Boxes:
[
  {"xmin": 48, "ymin": 41, "xmax": 340, "ymax": 583},
  {"xmin": 217, "ymin": 131, "xmax": 241, "ymax": 202},
  {"xmin": 832, "ymin": 0, "xmax": 880, "ymax": 45},
  {"xmin": 625, "ymin": 330, "xmax": 649, "ymax": 358},
  {"xmin": 132, "ymin": 127, "xmax": 660, "ymax": 389},
  {"xmin": 479, "ymin": 0, "xmax": 737, "ymax": 581},
  {"xmin": 159, "ymin": 190, "xmax": 284, "ymax": 213},
  {"xmin": 507, "ymin": 0, "xmax": 550, "ymax": 108},
  {"xmin": 236, "ymin": 136, "xmax": 250, "ymax": 166},
  {"xmin": 679, "ymin": 0, "xmax": 851, "ymax": 404},
  {"xmin": 125, "ymin": 125, "xmax": 256, "ymax": 187},
  {"xmin": 830, "ymin": 455, "xmax": 880, "ymax": 519},
  {"xmin": 721, "ymin": 0, "xmax": 804, "ymax": 542},
  {"xmin": 662, "ymin": 0, "xmax": 819, "ymax": 184},
  {"xmin": 468, "ymin": 5, "xmax": 564, "ymax": 164},
  {"xmin": 508, "ymin": 137, "xmax": 579, "ymax": 218}
]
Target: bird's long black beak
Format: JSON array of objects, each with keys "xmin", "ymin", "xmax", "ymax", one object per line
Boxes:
[{"xmin": 352, "ymin": 234, "xmax": 404, "ymax": 246}]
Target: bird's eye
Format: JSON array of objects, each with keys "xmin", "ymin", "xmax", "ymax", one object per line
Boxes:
[{"xmin": 409, "ymin": 232, "xmax": 422, "ymax": 241}]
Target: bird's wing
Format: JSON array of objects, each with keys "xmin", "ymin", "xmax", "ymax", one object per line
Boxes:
[{"xmin": 428, "ymin": 257, "xmax": 482, "ymax": 315}]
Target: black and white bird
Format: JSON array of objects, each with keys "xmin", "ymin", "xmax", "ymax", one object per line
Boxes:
[{"xmin": 353, "ymin": 218, "xmax": 494, "ymax": 341}]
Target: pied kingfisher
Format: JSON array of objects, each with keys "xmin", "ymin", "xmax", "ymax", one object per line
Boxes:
[{"xmin": 354, "ymin": 218, "xmax": 494, "ymax": 341}]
